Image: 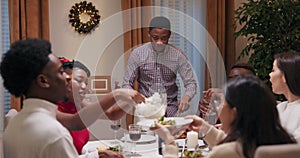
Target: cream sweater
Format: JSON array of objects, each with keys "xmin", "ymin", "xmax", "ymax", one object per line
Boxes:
[
  {"xmin": 163, "ymin": 122, "xmax": 244, "ymax": 158},
  {"xmin": 277, "ymin": 99, "xmax": 300, "ymax": 143}
]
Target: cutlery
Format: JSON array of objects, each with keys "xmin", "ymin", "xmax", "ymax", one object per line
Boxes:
[
  {"xmin": 180, "ymin": 138, "xmax": 187, "ymax": 157},
  {"xmin": 191, "ymin": 144, "xmax": 199, "ymax": 157}
]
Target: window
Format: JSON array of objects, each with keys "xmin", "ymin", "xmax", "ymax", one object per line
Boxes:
[
  {"xmin": 151, "ymin": 0, "xmax": 206, "ymax": 114},
  {"xmin": 1, "ymin": 0, "xmax": 11, "ymax": 130}
]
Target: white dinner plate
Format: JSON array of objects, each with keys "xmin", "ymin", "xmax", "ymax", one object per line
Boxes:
[
  {"xmin": 137, "ymin": 117, "xmax": 193, "ymax": 129},
  {"xmin": 121, "ymin": 134, "xmax": 156, "ymax": 144}
]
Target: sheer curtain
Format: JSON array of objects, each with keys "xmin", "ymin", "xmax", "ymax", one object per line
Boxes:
[
  {"xmin": 0, "ymin": 0, "xmax": 10, "ymax": 132},
  {"xmin": 1, "ymin": 0, "xmax": 10, "ymax": 156},
  {"xmin": 121, "ymin": 0, "xmax": 152, "ymax": 127},
  {"xmin": 151, "ymin": 0, "xmax": 206, "ymax": 115}
]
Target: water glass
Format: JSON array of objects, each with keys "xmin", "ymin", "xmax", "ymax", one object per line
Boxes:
[{"xmin": 126, "ymin": 124, "xmax": 142, "ymax": 157}]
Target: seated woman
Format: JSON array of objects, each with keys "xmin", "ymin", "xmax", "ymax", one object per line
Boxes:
[
  {"xmin": 56, "ymin": 57, "xmax": 144, "ymax": 132},
  {"xmin": 153, "ymin": 75, "xmax": 296, "ymax": 158},
  {"xmin": 57, "ymin": 58, "xmax": 141, "ymax": 157},
  {"xmin": 57, "ymin": 57, "xmax": 91, "ymax": 154},
  {"xmin": 269, "ymin": 51, "xmax": 300, "ymax": 142}
]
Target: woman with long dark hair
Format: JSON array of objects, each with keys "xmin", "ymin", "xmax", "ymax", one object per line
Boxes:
[
  {"xmin": 269, "ymin": 51, "xmax": 300, "ymax": 142},
  {"xmin": 153, "ymin": 75, "xmax": 295, "ymax": 158}
]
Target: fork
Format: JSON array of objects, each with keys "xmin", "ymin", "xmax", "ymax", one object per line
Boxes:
[{"xmin": 180, "ymin": 138, "xmax": 187, "ymax": 157}]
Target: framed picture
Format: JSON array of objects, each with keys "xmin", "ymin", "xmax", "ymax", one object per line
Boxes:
[{"xmin": 89, "ymin": 76, "xmax": 111, "ymax": 94}]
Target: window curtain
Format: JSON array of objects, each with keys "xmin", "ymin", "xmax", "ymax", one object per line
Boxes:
[
  {"xmin": 1, "ymin": 0, "xmax": 11, "ymax": 124},
  {"xmin": 121, "ymin": 0, "xmax": 151, "ymax": 54},
  {"xmin": 121, "ymin": 0, "xmax": 151, "ymax": 127},
  {"xmin": 8, "ymin": 0, "xmax": 49, "ymax": 111},
  {"xmin": 151, "ymin": 0, "xmax": 205, "ymax": 115},
  {"xmin": 205, "ymin": 0, "xmax": 235, "ymax": 89}
]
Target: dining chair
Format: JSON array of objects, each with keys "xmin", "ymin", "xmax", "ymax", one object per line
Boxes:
[{"xmin": 254, "ymin": 144, "xmax": 300, "ymax": 158}]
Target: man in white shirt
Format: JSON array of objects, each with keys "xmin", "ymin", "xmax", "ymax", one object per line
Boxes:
[{"xmin": 0, "ymin": 39, "xmax": 124, "ymax": 158}]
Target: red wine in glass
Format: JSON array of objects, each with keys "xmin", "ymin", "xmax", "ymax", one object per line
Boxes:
[
  {"xmin": 126, "ymin": 124, "xmax": 142, "ymax": 157},
  {"xmin": 129, "ymin": 131, "xmax": 141, "ymax": 142},
  {"xmin": 111, "ymin": 120, "xmax": 121, "ymax": 144}
]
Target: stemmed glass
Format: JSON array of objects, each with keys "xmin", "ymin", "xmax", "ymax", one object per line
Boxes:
[
  {"xmin": 201, "ymin": 92, "xmax": 224, "ymax": 151},
  {"xmin": 110, "ymin": 120, "xmax": 121, "ymax": 144},
  {"xmin": 126, "ymin": 124, "xmax": 142, "ymax": 157},
  {"xmin": 203, "ymin": 92, "xmax": 224, "ymax": 125}
]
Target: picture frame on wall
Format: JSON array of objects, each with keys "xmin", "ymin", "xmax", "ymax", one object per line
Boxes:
[{"xmin": 89, "ymin": 76, "xmax": 111, "ymax": 94}]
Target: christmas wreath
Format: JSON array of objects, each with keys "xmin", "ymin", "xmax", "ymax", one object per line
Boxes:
[{"xmin": 69, "ymin": 1, "xmax": 101, "ymax": 34}]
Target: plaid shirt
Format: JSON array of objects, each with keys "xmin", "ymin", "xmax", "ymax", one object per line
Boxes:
[{"xmin": 123, "ymin": 42, "xmax": 197, "ymax": 116}]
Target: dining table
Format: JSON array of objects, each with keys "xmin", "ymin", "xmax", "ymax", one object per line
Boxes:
[{"xmin": 82, "ymin": 136, "xmax": 206, "ymax": 158}]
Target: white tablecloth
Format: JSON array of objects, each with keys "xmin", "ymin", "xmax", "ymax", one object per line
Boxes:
[
  {"xmin": 83, "ymin": 138, "xmax": 205, "ymax": 158},
  {"xmin": 83, "ymin": 138, "xmax": 162, "ymax": 158}
]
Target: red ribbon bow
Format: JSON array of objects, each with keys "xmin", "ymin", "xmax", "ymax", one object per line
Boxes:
[{"xmin": 59, "ymin": 57, "xmax": 71, "ymax": 63}]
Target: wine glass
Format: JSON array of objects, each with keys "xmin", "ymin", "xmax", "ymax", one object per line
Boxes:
[
  {"xmin": 127, "ymin": 124, "xmax": 142, "ymax": 157},
  {"xmin": 212, "ymin": 92, "xmax": 224, "ymax": 119},
  {"xmin": 201, "ymin": 92, "xmax": 224, "ymax": 151},
  {"xmin": 203, "ymin": 92, "xmax": 224, "ymax": 125},
  {"xmin": 110, "ymin": 120, "xmax": 121, "ymax": 144}
]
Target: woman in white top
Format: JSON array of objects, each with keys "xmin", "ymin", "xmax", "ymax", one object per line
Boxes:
[{"xmin": 269, "ymin": 51, "xmax": 300, "ymax": 142}]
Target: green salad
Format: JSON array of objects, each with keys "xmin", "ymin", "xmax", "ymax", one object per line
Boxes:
[{"xmin": 157, "ymin": 116, "xmax": 176, "ymax": 125}]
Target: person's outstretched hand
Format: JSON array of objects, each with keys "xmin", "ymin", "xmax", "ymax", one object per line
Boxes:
[
  {"xmin": 150, "ymin": 121, "xmax": 176, "ymax": 145},
  {"xmin": 198, "ymin": 97, "xmax": 209, "ymax": 118},
  {"xmin": 178, "ymin": 95, "xmax": 190, "ymax": 113},
  {"xmin": 114, "ymin": 88, "xmax": 145, "ymax": 104},
  {"xmin": 203, "ymin": 88, "xmax": 222, "ymax": 99},
  {"xmin": 185, "ymin": 115, "xmax": 206, "ymax": 132},
  {"xmin": 199, "ymin": 88, "xmax": 223, "ymax": 118}
]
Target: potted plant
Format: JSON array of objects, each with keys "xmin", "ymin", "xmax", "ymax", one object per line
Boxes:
[{"xmin": 234, "ymin": 0, "xmax": 300, "ymax": 90}]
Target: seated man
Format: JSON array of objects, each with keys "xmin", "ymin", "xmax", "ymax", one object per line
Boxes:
[
  {"xmin": 1, "ymin": 39, "xmax": 143, "ymax": 158},
  {"xmin": 198, "ymin": 63, "xmax": 255, "ymax": 118}
]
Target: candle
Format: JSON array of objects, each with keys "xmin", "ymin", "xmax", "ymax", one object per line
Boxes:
[{"xmin": 186, "ymin": 131, "xmax": 198, "ymax": 149}]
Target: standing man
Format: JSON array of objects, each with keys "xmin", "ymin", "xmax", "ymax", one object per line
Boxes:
[{"xmin": 123, "ymin": 16, "xmax": 197, "ymax": 116}]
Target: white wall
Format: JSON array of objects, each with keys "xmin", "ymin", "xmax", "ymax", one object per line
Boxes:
[
  {"xmin": 49, "ymin": 0, "xmax": 126, "ymax": 140},
  {"xmin": 49, "ymin": 0, "xmax": 125, "ymax": 83}
]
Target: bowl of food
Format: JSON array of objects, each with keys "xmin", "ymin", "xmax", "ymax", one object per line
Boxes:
[
  {"xmin": 137, "ymin": 116, "xmax": 192, "ymax": 130},
  {"xmin": 135, "ymin": 92, "xmax": 167, "ymax": 119}
]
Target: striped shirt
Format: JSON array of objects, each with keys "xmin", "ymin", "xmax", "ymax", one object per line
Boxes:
[{"xmin": 123, "ymin": 42, "xmax": 197, "ymax": 116}]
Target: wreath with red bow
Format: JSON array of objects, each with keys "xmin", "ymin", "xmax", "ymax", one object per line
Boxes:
[{"xmin": 68, "ymin": 1, "xmax": 101, "ymax": 34}]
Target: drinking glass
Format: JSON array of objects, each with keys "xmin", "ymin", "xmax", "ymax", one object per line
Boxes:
[
  {"xmin": 205, "ymin": 92, "xmax": 225, "ymax": 125},
  {"xmin": 210, "ymin": 92, "xmax": 225, "ymax": 117},
  {"xmin": 126, "ymin": 124, "xmax": 142, "ymax": 157},
  {"xmin": 110, "ymin": 120, "xmax": 121, "ymax": 144}
]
